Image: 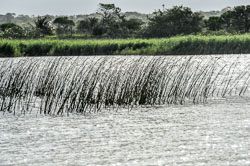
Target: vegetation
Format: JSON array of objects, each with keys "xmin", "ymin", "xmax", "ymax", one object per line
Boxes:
[
  {"xmin": 143, "ymin": 6, "xmax": 204, "ymax": 37},
  {"xmin": 0, "ymin": 23, "xmax": 26, "ymax": 39},
  {"xmin": 205, "ymin": 5, "xmax": 250, "ymax": 33},
  {"xmin": 0, "ymin": 4, "xmax": 249, "ymax": 115},
  {"xmin": 53, "ymin": 17, "xmax": 75, "ymax": 37},
  {"xmin": 0, "ymin": 4, "xmax": 249, "ymax": 56},
  {"xmin": 0, "ymin": 4, "xmax": 249, "ymax": 40},
  {"xmin": 34, "ymin": 16, "xmax": 53, "ymax": 36},
  {"xmin": 1, "ymin": 34, "xmax": 250, "ymax": 57},
  {"xmin": 0, "ymin": 7, "xmax": 230, "ymax": 26},
  {"xmin": 0, "ymin": 56, "xmax": 248, "ymax": 115}
]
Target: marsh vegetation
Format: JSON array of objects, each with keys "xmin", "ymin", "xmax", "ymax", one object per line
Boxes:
[
  {"xmin": 0, "ymin": 55, "xmax": 249, "ymax": 115},
  {"xmin": 1, "ymin": 35, "xmax": 250, "ymax": 57}
]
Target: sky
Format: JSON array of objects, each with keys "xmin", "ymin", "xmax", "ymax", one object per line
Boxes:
[{"xmin": 1, "ymin": 0, "xmax": 250, "ymax": 15}]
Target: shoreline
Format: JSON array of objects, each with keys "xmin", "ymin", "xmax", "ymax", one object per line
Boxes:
[{"xmin": 1, "ymin": 35, "xmax": 250, "ymax": 57}]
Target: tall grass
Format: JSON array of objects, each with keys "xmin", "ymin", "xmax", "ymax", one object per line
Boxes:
[
  {"xmin": 0, "ymin": 55, "xmax": 249, "ymax": 115},
  {"xmin": 1, "ymin": 35, "xmax": 250, "ymax": 57}
]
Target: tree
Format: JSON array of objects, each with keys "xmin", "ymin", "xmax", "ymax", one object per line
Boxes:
[
  {"xmin": 77, "ymin": 17, "xmax": 105, "ymax": 37},
  {"xmin": 120, "ymin": 18, "xmax": 142, "ymax": 37},
  {"xmin": 96, "ymin": 3, "xmax": 144, "ymax": 38},
  {"xmin": 230, "ymin": 5, "xmax": 250, "ymax": 33},
  {"xmin": 97, "ymin": 3, "xmax": 124, "ymax": 28},
  {"xmin": 0, "ymin": 23, "xmax": 18, "ymax": 31},
  {"xmin": 5, "ymin": 13, "xmax": 15, "ymax": 23},
  {"xmin": 92, "ymin": 25, "xmax": 105, "ymax": 36},
  {"xmin": 123, "ymin": 19, "xmax": 142, "ymax": 32},
  {"xmin": 34, "ymin": 16, "xmax": 53, "ymax": 35},
  {"xmin": 144, "ymin": 6, "xmax": 204, "ymax": 37},
  {"xmin": 0, "ymin": 23, "xmax": 25, "ymax": 39},
  {"xmin": 220, "ymin": 10, "xmax": 233, "ymax": 31},
  {"xmin": 219, "ymin": 5, "xmax": 250, "ymax": 33},
  {"xmin": 53, "ymin": 17, "xmax": 75, "ymax": 36},
  {"xmin": 77, "ymin": 17, "xmax": 99, "ymax": 33},
  {"xmin": 205, "ymin": 16, "xmax": 222, "ymax": 31},
  {"xmin": 96, "ymin": 3, "xmax": 127, "ymax": 37}
]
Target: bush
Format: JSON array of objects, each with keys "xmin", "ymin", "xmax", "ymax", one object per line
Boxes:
[{"xmin": 0, "ymin": 24, "xmax": 26, "ymax": 39}]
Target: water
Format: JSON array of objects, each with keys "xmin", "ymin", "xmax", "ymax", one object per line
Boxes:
[
  {"xmin": 0, "ymin": 98, "xmax": 250, "ymax": 166},
  {"xmin": 0, "ymin": 55, "xmax": 250, "ymax": 165}
]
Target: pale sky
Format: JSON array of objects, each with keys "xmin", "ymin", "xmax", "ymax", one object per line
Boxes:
[{"xmin": 1, "ymin": 0, "xmax": 250, "ymax": 15}]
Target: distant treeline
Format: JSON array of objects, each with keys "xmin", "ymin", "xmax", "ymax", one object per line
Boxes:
[{"xmin": 0, "ymin": 4, "xmax": 249, "ymax": 39}]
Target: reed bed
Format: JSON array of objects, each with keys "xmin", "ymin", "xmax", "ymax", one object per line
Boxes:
[
  {"xmin": 0, "ymin": 55, "xmax": 249, "ymax": 115},
  {"xmin": 1, "ymin": 35, "xmax": 250, "ymax": 57}
]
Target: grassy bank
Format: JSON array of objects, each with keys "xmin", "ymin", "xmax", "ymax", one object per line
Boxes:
[{"xmin": 1, "ymin": 35, "xmax": 250, "ymax": 57}]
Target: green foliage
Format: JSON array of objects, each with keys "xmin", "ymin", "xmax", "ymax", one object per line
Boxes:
[
  {"xmin": 0, "ymin": 42, "xmax": 16, "ymax": 57},
  {"xmin": 34, "ymin": 16, "xmax": 53, "ymax": 35},
  {"xmin": 45, "ymin": 34, "xmax": 89, "ymax": 39},
  {"xmin": 0, "ymin": 5, "xmax": 250, "ymax": 40},
  {"xmin": 77, "ymin": 17, "xmax": 105, "ymax": 37},
  {"xmin": 53, "ymin": 17, "xmax": 75, "ymax": 26},
  {"xmin": 0, "ymin": 23, "xmax": 42, "ymax": 39},
  {"xmin": 144, "ymin": 6, "xmax": 204, "ymax": 37},
  {"xmin": 220, "ymin": 10, "xmax": 233, "ymax": 30},
  {"xmin": 198, "ymin": 30, "xmax": 234, "ymax": 36},
  {"xmin": 1, "ymin": 34, "xmax": 250, "ymax": 57},
  {"xmin": 120, "ymin": 18, "xmax": 142, "ymax": 37},
  {"xmin": 97, "ymin": 3, "xmax": 124, "ymax": 27},
  {"xmin": 0, "ymin": 30, "xmax": 3, "ymax": 38},
  {"xmin": 71, "ymin": 3, "xmax": 142, "ymax": 38},
  {"xmin": 53, "ymin": 17, "xmax": 75, "ymax": 36},
  {"xmin": 230, "ymin": 5, "xmax": 250, "ymax": 33},
  {"xmin": 0, "ymin": 23, "xmax": 26, "ymax": 39},
  {"xmin": 205, "ymin": 5, "xmax": 250, "ymax": 33},
  {"xmin": 92, "ymin": 25, "xmax": 105, "ymax": 36},
  {"xmin": 205, "ymin": 17, "xmax": 222, "ymax": 31},
  {"xmin": 96, "ymin": 3, "xmax": 125, "ymax": 37},
  {"xmin": 0, "ymin": 23, "xmax": 19, "ymax": 31},
  {"xmin": 77, "ymin": 17, "xmax": 99, "ymax": 33},
  {"xmin": 24, "ymin": 26, "xmax": 43, "ymax": 39},
  {"xmin": 123, "ymin": 19, "xmax": 142, "ymax": 31}
]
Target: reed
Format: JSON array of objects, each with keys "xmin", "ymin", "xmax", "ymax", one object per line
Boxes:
[
  {"xmin": 0, "ymin": 55, "xmax": 249, "ymax": 115},
  {"xmin": 1, "ymin": 35, "xmax": 250, "ymax": 57}
]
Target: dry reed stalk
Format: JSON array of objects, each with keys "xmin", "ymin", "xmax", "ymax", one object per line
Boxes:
[{"xmin": 0, "ymin": 55, "xmax": 249, "ymax": 115}]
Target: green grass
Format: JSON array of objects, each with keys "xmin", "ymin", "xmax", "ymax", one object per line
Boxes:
[
  {"xmin": 44, "ymin": 34, "xmax": 90, "ymax": 40},
  {"xmin": 1, "ymin": 34, "xmax": 250, "ymax": 57}
]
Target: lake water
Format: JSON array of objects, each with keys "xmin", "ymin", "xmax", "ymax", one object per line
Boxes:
[
  {"xmin": 0, "ymin": 97, "xmax": 250, "ymax": 166},
  {"xmin": 0, "ymin": 55, "xmax": 250, "ymax": 165}
]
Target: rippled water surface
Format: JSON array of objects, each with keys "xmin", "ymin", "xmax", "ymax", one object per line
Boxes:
[{"xmin": 1, "ymin": 98, "xmax": 250, "ymax": 166}]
